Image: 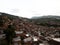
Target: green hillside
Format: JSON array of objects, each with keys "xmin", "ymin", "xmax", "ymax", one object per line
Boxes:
[{"xmin": 31, "ymin": 16, "xmax": 60, "ymax": 27}]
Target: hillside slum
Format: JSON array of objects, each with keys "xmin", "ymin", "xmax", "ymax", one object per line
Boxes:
[{"xmin": 0, "ymin": 12, "xmax": 60, "ymax": 45}]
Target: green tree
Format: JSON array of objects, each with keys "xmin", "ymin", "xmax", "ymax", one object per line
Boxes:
[{"xmin": 4, "ymin": 25, "xmax": 16, "ymax": 45}]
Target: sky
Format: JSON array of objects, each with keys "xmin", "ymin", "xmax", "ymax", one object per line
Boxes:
[{"xmin": 0, "ymin": 0, "xmax": 59, "ymax": 18}]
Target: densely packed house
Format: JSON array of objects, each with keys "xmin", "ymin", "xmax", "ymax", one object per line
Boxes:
[{"xmin": 0, "ymin": 12, "xmax": 60, "ymax": 45}]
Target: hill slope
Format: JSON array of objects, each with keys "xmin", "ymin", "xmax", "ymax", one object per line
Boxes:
[{"xmin": 31, "ymin": 16, "xmax": 60, "ymax": 27}]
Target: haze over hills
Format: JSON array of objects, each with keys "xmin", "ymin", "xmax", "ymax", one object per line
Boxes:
[{"xmin": 32, "ymin": 15, "xmax": 60, "ymax": 19}]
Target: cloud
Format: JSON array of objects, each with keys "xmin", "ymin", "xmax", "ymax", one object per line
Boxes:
[{"xmin": 0, "ymin": 0, "xmax": 59, "ymax": 18}]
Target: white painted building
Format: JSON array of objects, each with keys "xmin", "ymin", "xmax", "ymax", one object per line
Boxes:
[
  {"xmin": 52, "ymin": 38, "xmax": 60, "ymax": 42},
  {"xmin": 32, "ymin": 36, "xmax": 39, "ymax": 41},
  {"xmin": 13, "ymin": 36, "xmax": 21, "ymax": 45},
  {"xmin": 15, "ymin": 31, "xmax": 23, "ymax": 34},
  {"xmin": 24, "ymin": 37, "xmax": 32, "ymax": 42}
]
